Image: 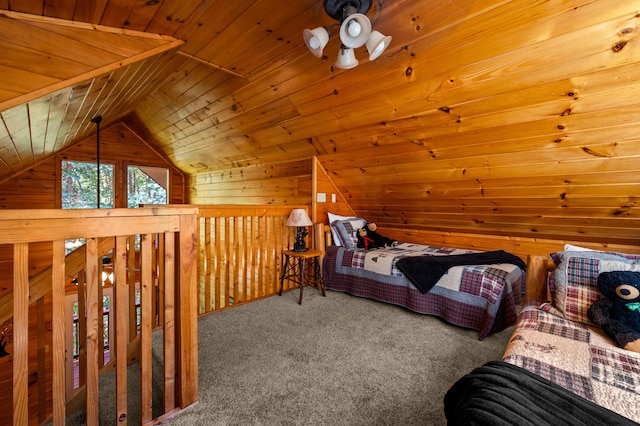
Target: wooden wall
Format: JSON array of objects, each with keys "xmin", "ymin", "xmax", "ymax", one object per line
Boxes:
[
  {"xmin": 188, "ymin": 158, "xmax": 312, "ymax": 206},
  {"xmin": 380, "ymin": 227, "xmax": 640, "ymax": 261},
  {"xmin": 313, "ymin": 157, "xmax": 354, "ymax": 225}
]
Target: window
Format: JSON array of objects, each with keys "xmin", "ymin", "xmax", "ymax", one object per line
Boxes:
[
  {"xmin": 61, "ymin": 160, "xmax": 115, "ymax": 253},
  {"xmin": 127, "ymin": 165, "xmax": 168, "ymax": 207},
  {"xmin": 61, "ymin": 160, "xmax": 114, "ymax": 209}
]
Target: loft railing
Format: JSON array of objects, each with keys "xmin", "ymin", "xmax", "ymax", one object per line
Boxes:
[
  {"xmin": 1, "ymin": 204, "xmax": 317, "ymax": 424},
  {"xmin": 0, "ymin": 207, "xmax": 198, "ymax": 426},
  {"xmin": 144, "ymin": 205, "xmax": 313, "ymax": 315}
]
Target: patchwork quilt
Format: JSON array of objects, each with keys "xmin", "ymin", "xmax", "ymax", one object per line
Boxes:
[
  {"xmin": 502, "ymin": 305, "xmax": 640, "ymax": 423},
  {"xmin": 323, "ymin": 243, "xmax": 525, "ymax": 339}
]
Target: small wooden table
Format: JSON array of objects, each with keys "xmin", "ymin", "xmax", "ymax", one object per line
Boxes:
[{"xmin": 279, "ymin": 249, "xmax": 326, "ymax": 305}]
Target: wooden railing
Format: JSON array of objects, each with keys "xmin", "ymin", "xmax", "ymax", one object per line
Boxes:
[
  {"xmin": 178, "ymin": 205, "xmax": 311, "ymax": 315},
  {"xmin": 1, "ymin": 207, "xmax": 199, "ymax": 426},
  {"xmin": 140, "ymin": 205, "xmax": 316, "ymax": 314}
]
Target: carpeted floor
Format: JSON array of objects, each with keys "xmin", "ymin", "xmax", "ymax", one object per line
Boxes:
[{"xmin": 162, "ymin": 288, "xmax": 513, "ymax": 426}]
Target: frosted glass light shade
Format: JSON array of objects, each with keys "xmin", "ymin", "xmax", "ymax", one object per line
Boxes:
[
  {"xmin": 303, "ymin": 27, "xmax": 330, "ymax": 57},
  {"xmin": 334, "ymin": 47, "xmax": 359, "ymax": 69},
  {"xmin": 339, "ymin": 13, "xmax": 371, "ymax": 48},
  {"xmin": 365, "ymin": 30, "xmax": 392, "ymax": 61}
]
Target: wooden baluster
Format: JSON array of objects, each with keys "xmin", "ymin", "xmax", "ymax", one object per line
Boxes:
[
  {"xmin": 86, "ymin": 238, "xmax": 100, "ymax": 426},
  {"xmin": 204, "ymin": 217, "xmax": 211, "ymax": 314},
  {"xmin": 158, "ymin": 233, "xmax": 165, "ymax": 327},
  {"xmin": 233, "ymin": 216, "xmax": 240, "ymax": 305},
  {"xmin": 241, "ymin": 215, "xmax": 248, "ymax": 303},
  {"xmin": 77, "ymin": 270, "xmax": 87, "ymax": 388},
  {"xmin": 13, "ymin": 243, "xmax": 29, "ymax": 425},
  {"xmin": 52, "ymin": 239, "xmax": 66, "ymax": 424},
  {"xmin": 114, "ymin": 236, "xmax": 128, "ymax": 425},
  {"xmin": 258, "ymin": 216, "xmax": 266, "ymax": 297},
  {"xmin": 163, "ymin": 232, "xmax": 176, "ymax": 412},
  {"xmin": 140, "ymin": 233, "xmax": 153, "ymax": 422},
  {"xmin": 250, "ymin": 216, "xmax": 258, "ymax": 301},
  {"xmin": 127, "ymin": 235, "xmax": 137, "ymax": 342},
  {"xmin": 152, "ymin": 233, "xmax": 158, "ymax": 328},
  {"xmin": 214, "ymin": 217, "xmax": 221, "ymax": 311},
  {"xmin": 222, "ymin": 217, "xmax": 233, "ymax": 308},
  {"xmin": 37, "ymin": 297, "xmax": 47, "ymax": 423}
]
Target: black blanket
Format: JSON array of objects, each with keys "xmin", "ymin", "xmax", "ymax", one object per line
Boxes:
[
  {"xmin": 395, "ymin": 250, "xmax": 526, "ymax": 294},
  {"xmin": 444, "ymin": 361, "xmax": 637, "ymax": 426}
]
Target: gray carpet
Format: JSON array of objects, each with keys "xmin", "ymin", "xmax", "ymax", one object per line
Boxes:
[{"xmin": 163, "ymin": 289, "xmax": 513, "ymax": 426}]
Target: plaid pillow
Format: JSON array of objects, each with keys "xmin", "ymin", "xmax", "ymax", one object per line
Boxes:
[
  {"xmin": 550, "ymin": 250, "xmax": 640, "ymax": 325},
  {"xmin": 331, "ymin": 218, "xmax": 367, "ymax": 248}
]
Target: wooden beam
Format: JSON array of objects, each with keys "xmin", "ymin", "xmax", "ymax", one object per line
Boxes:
[
  {"xmin": 176, "ymin": 51, "xmax": 245, "ymax": 78},
  {"xmin": 0, "ymin": 11, "xmax": 185, "ymax": 111}
]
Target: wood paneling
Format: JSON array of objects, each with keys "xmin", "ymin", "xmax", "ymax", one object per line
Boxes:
[
  {"xmin": 313, "ymin": 156, "xmax": 354, "ymax": 225},
  {"xmin": 1, "ymin": 0, "xmax": 640, "ymax": 246},
  {"xmin": 188, "ymin": 159, "xmax": 312, "ymax": 206}
]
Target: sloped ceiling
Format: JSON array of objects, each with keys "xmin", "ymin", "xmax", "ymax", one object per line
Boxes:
[
  {"xmin": 1, "ymin": 1, "xmax": 640, "ymax": 243},
  {"xmin": 0, "ymin": 10, "xmax": 183, "ymax": 178}
]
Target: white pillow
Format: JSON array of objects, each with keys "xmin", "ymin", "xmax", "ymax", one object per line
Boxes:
[
  {"xmin": 563, "ymin": 243, "xmax": 594, "ymax": 252},
  {"xmin": 327, "ymin": 212, "xmax": 355, "ymax": 246}
]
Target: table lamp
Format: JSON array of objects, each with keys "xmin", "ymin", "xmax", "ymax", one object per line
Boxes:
[{"xmin": 286, "ymin": 208, "xmax": 313, "ymax": 252}]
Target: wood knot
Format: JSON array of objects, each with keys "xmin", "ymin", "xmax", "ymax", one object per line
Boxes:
[
  {"xmin": 612, "ymin": 41, "xmax": 627, "ymax": 52},
  {"xmin": 582, "ymin": 147, "xmax": 609, "ymax": 157},
  {"xmin": 405, "ymin": 67, "xmax": 413, "ymax": 77}
]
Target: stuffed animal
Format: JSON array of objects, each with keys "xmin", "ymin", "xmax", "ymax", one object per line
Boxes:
[
  {"xmin": 356, "ymin": 222, "xmax": 398, "ymax": 250},
  {"xmin": 587, "ymin": 271, "xmax": 640, "ymax": 352}
]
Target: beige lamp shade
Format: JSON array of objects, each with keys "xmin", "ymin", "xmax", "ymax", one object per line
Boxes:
[{"xmin": 286, "ymin": 208, "xmax": 313, "ymax": 227}]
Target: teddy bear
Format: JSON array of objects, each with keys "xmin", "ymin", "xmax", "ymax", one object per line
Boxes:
[
  {"xmin": 587, "ymin": 270, "xmax": 640, "ymax": 352},
  {"xmin": 356, "ymin": 222, "xmax": 398, "ymax": 250}
]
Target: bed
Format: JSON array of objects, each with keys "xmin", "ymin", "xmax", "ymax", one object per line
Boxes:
[
  {"xmin": 444, "ymin": 249, "xmax": 640, "ymax": 424},
  {"xmin": 321, "ymin": 216, "xmax": 527, "ymax": 339}
]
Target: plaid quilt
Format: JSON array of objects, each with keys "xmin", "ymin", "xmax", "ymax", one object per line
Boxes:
[
  {"xmin": 323, "ymin": 244, "xmax": 525, "ymax": 339},
  {"xmin": 503, "ymin": 306, "xmax": 640, "ymax": 423}
]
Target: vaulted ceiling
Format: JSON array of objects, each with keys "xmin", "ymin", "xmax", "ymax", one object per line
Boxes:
[{"xmin": 1, "ymin": 1, "xmax": 640, "ymax": 244}]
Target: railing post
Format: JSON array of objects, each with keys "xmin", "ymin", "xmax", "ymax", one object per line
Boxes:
[{"xmin": 177, "ymin": 213, "xmax": 199, "ymax": 407}]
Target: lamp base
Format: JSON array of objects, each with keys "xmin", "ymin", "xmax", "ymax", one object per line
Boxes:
[{"xmin": 293, "ymin": 227, "xmax": 309, "ymax": 252}]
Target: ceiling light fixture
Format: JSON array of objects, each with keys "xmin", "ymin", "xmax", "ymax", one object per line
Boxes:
[{"xmin": 303, "ymin": 0, "xmax": 392, "ymax": 69}]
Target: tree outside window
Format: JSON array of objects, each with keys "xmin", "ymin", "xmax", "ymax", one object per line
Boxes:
[
  {"xmin": 127, "ymin": 166, "xmax": 168, "ymax": 207},
  {"xmin": 62, "ymin": 160, "xmax": 114, "ymax": 209}
]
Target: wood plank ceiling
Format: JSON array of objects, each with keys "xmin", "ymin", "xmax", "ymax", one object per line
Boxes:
[{"xmin": 0, "ymin": 0, "xmax": 640, "ymax": 244}]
